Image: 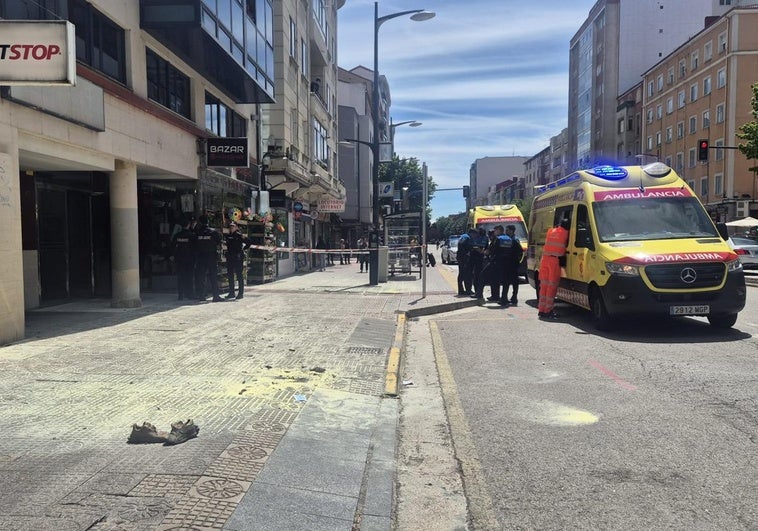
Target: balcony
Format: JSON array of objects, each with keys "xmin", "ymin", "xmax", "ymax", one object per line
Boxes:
[{"xmin": 140, "ymin": 0, "xmax": 274, "ymax": 104}]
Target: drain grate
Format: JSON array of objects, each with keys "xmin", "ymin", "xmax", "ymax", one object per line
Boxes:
[{"xmin": 346, "ymin": 346, "xmax": 384, "ymax": 355}]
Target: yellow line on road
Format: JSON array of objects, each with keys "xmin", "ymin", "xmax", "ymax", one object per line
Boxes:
[
  {"xmin": 437, "ymin": 264, "xmax": 459, "ymax": 291},
  {"xmin": 385, "ymin": 313, "xmax": 406, "ymax": 396},
  {"xmin": 430, "ymin": 320, "xmax": 500, "ymax": 530}
]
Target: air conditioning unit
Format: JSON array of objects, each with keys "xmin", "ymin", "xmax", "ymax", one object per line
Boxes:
[{"xmin": 736, "ymin": 200, "xmax": 750, "ymax": 217}]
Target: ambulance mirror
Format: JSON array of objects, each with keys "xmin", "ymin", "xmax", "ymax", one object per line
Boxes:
[{"xmin": 715, "ymin": 222, "xmax": 728, "ymax": 241}]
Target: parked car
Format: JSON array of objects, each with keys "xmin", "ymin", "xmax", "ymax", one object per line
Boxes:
[
  {"xmin": 440, "ymin": 235, "xmax": 460, "ymax": 264},
  {"xmin": 728, "ymin": 236, "xmax": 758, "ymax": 269}
]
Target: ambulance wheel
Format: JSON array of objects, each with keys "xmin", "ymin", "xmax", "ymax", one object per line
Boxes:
[
  {"xmin": 707, "ymin": 313, "xmax": 738, "ymax": 329},
  {"xmin": 590, "ymin": 287, "xmax": 612, "ymax": 331}
]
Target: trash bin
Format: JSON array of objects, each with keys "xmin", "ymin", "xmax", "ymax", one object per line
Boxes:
[{"xmin": 378, "ymin": 246, "xmax": 388, "ymax": 283}]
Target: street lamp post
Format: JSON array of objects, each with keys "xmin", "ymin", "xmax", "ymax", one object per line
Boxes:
[{"xmin": 369, "ymin": 1, "xmax": 434, "ymax": 286}]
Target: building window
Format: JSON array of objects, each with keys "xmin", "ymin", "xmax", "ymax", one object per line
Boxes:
[
  {"xmin": 690, "ymin": 83, "xmax": 698, "ymax": 102},
  {"xmin": 313, "ymin": 118, "xmax": 329, "ymax": 168},
  {"xmin": 617, "ymin": 118, "xmax": 625, "ymax": 134},
  {"xmin": 700, "ymin": 177, "xmax": 708, "ymax": 197},
  {"xmin": 714, "ymin": 173, "xmax": 723, "ymax": 197},
  {"xmin": 665, "ymin": 155, "xmax": 673, "ymax": 167},
  {"xmin": 646, "ymin": 109, "xmax": 654, "ymax": 124},
  {"xmin": 679, "ymin": 60, "xmax": 686, "ymax": 79},
  {"xmin": 70, "ymin": 0, "xmax": 126, "ymax": 83},
  {"xmin": 667, "ymin": 67, "xmax": 675, "ymax": 85},
  {"xmin": 676, "ymin": 152, "xmax": 684, "ymax": 172},
  {"xmin": 656, "ymin": 131, "xmax": 662, "ymax": 146},
  {"xmin": 703, "ymin": 76, "xmax": 711, "ymax": 96},
  {"xmin": 715, "ymin": 139, "xmax": 724, "ymax": 160},
  {"xmin": 716, "ymin": 103, "xmax": 725, "ymax": 123},
  {"xmin": 689, "ymin": 115, "xmax": 697, "ymax": 134},
  {"xmin": 717, "ymin": 68, "xmax": 726, "ymax": 88},
  {"xmin": 691, "ymin": 51, "xmax": 699, "ymax": 71},
  {"xmin": 647, "ymin": 136, "xmax": 653, "ymax": 151},
  {"xmin": 656, "ymin": 104, "xmax": 663, "ymax": 120},
  {"xmin": 647, "ymin": 81, "xmax": 654, "ymax": 97},
  {"xmin": 678, "ymin": 90, "xmax": 686, "ymax": 108},
  {"xmin": 704, "ymin": 41, "xmax": 713, "ymax": 62},
  {"xmin": 666, "ymin": 126, "xmax": 673, "ymax": 143},
  {"xmin": 702, "ymin": 109, "xmax": 710, "ymax": 128},
  {"xmin": 657, "ymin": 74, "xmax": 664, "ymax": 91},
  {"xmin": 205, "ymin": 92, "xmax": 247, "ymax": 137},
  {"xmin": 689, "ymin": 148, "xmax": 696, "ymax": 168},
  {"xmin": 718, "ymin": 32, "xmax": 727, "ymax": 53},
  {"xmin": 677, "ymin": 121, "xmax": 684, "ymax": 139},
  {"xmin": 301, "ymin": 38, "xmax": 308, "ymax": 77},
  {"xmin": 146, "ymin": 49, "xmax": 191, "ymax": 119},
  {"xmin": 289, "ymin": 17, "xmax": 297, "ymax": 59},
  {"xmin": 667, "ymin": 97, "xmax": 673, "ymax": 114}
]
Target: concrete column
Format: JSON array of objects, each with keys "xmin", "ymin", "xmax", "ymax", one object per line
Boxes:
[
  {"xmin": 0, "ymin": 150, "xmax": 24, "ymax": 345},
  {"xmin": 110, "ymin": 160, "xmax": 141, "ymax": 308}
]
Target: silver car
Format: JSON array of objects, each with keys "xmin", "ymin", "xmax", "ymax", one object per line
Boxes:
[
  {"xmin": 441, "ymin": 236, "xmax": 459, "ymax": 264},
  {"xmin": 728, "ymin": 237, "xmax": 758, "ymax": 269}
]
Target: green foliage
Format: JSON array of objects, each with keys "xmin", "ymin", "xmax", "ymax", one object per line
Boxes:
[
  {"xmin": 737, "ymin": 82, "xmax": 758, "ymax": 173},
  {"xmin": 433, "ymin": 212, "xmax": 467, "ymax": 240},
  {"xmin": 378, "ymin": 155, "xmax": 437, "ymax": 220}
]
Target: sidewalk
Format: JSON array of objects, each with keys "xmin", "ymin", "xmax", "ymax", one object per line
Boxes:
[{"xmin": 0, "ymin": 262, "xmax": 464, "ymax": 531}]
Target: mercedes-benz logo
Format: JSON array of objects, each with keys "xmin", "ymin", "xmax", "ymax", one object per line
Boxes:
[{"xmin": 680, "ymin": 267, "xmax": 697, "ymax": 283}]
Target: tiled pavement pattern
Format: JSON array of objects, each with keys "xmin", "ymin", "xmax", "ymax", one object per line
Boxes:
[{"xmin": 0, "ymin": 264, "xmax": 457, "ymax": 530}]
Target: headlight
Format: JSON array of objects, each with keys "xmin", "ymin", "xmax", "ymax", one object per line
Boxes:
[
  {"xmin": 727, "ymin": 259, "xmax": 743, "ymax": 272},
  {"xmin": 606, "ymin": 262, "xmax": 640, "ymax": 276}
]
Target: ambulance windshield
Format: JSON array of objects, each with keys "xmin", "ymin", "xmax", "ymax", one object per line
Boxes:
[
  {"xmin": 475, "ymin": 221, "xmax": 528, "ymax": 241},
  {"xmin": 593, "ymin": 197, "xmax": 718, "ymax": 242}
]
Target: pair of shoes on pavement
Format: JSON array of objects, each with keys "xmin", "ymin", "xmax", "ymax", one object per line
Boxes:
[
  {"xmin": 538, "ymin": 311, "xmax": 560, "ymax": 320},
  {"xmin": 128, "ymin": 420, "xmax": 199, "ymax": 445}
]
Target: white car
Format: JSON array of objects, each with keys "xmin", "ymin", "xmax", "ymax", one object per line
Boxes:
[
  {"xmin": 441, "ymin": 236, "xmax": 459, "ymax": 264},
  {"xmin": 728, "ymin": 237, "xmax": 758, "ymax": 269}
]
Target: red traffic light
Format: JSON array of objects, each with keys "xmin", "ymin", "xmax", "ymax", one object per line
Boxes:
[{"xmin": 697, "ymin": 139, "xmax": 709, "ymax": 162}]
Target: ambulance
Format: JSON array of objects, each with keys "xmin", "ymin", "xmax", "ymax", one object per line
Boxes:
[
  {"xmin": 527, "ymin": 163, "xmax": 745, "ymax": 330},
  {"xmin": 468, "ymin": 204, "xmax": 528, "ymax": 276}
]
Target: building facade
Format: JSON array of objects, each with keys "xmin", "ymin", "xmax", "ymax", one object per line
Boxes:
[
  {"xmin": 469, "ymin": 156, "xmax": 529, "ymax": 207},
  {"xmin": 0, "ymin": 0, "xmax": 345, "ymax": 345},
  {"xmin": 641, "ymin": 6, "xmax": 758, "ymax": 220}
]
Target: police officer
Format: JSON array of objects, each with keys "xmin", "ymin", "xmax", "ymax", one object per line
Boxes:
[
  {"xmin": 225, "ymin": 221, "xmax": 248, "ymax": 299},
  {"xmin": 173, "ymin": 217, "xmax": 197, "ymax": 301},
  {"xmin": 470, "ymin": 228, "xmax": 489, "ymax": 299},
  {"xmin": 501, "ymin": 224, "xmax": 523, "ymax": 306},
  {"xmin": 488, "ymin": 225, "xmax": 514, "ymax": 306},
  {"xmin": 195, "ymin": 214, "xmax": 223, "ymax": 302},
  {"xmin": 456, "ymin": 229, "xmax": 475, "ymax": 296}
]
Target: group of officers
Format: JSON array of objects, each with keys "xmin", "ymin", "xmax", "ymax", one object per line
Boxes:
[
  {"xmin": 172, "ymin": 215, "xmax": 249, "ymax": 303},
  {"xmin": 455, "ymin": 224, "xmax": 523, "ymax": 307}
]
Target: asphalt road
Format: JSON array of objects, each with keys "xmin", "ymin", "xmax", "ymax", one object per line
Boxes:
[{"xmin": 400, "ymin": 267, "xmax": 757, "ymax": 530}]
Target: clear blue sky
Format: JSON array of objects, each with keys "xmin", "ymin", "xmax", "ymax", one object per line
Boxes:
[{"xmin": 337, "ymin": 0, "xmax": 597, "ymax": 221}]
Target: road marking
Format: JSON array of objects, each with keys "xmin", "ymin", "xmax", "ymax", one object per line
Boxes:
[
  {"xmin": 384, "ymin": 313, "xmax": 406, "ymax": 396},
  {"xmin": 430, "ymin": 320, "xmax": 500, "ymax": 530},
  {"xmin": 588, "ymin": 359, "xmax": 638, "ymax": 391}
]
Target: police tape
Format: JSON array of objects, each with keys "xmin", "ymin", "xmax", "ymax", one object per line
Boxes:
[{"xmin": 243, "ymin": 244, "xmax": 427, "ymax": 254}]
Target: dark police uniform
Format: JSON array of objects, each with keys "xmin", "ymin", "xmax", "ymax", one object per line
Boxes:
[
  {"xmin": 173, "ymin": 225, "xmax": 197, "ymax": 300},
  {"xmin": 195, "ymin": 220, "xmax": 222, "ymax": 302},
  {"xmin": 225, "ymin": 227, "xmax": 248, "ymax": 298},
  {"xmin": 503, "ymin": 231, "xmax": 523, "ymax": 305},
  {"xmin": 492, "ymin": 233, "xmax": 515, "ymax": 306},
  {"xmin": 470, "ymin": 231, "xmax": 489, "ymax": 298},
  {"xmin": 456, "ymin": 233, "xmax": 473, "ymax": 295}
]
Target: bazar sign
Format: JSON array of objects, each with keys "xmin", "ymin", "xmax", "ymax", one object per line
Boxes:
[
  {"xmin": 317, "ymin": 198, "xmax": 345, "ymax": 213},
  {"xmin": 206, "ymin": 137, "xmax": 248, "ymax": 167},
  {"xmin": 0, "ymin": 21, "xmax": 76, "ymax": 85}
]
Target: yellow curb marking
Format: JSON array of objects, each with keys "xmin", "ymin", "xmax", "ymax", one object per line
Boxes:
[
  {"xmin": 384, "ymin": 313, "xmax": 406, "ymax": 396},
  {"xmin": 430, "ymin": 319, "xmax": 500, "ymax": 530}
]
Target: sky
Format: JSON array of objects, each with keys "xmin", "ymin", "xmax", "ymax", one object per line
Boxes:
[{"xmin": 337, "ymin": 0, "xmax": 598, "ymax": 222}]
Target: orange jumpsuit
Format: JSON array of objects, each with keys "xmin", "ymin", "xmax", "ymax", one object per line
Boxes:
[{"xmin": 538, "ymin": 226, "xmax": 569, "ymax": 314}]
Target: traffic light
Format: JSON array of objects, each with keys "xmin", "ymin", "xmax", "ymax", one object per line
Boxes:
[
  {"xmin": 462, "ymin": 185, "xmax": 470, "ymax": 198},
  {"xmin": 698, "ymin": 139, "xmax": 709, "ymax": 162}
]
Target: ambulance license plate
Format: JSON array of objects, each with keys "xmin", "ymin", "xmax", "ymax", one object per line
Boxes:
[{"xmin": 670, "ymin": 305, "xmax": 709, "ymax": 315}]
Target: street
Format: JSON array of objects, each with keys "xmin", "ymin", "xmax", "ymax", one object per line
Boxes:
[{"xmin": 397, "ymin": 263, "xmax": 757, "ymax": 530}]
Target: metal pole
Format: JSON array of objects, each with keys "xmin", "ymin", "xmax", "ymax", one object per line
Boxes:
[
  {"xmin": 369, "ymin": 0, "xmax": 380, "ymax": 286},
  {"xmin": 422, "ymin": 162, "xmax": 427, "ymax": 298}
]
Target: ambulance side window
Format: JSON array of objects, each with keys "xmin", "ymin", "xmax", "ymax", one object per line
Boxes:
[{"xmin": 575, "ymin": 204, "xmax": 594, "ymax": 251}]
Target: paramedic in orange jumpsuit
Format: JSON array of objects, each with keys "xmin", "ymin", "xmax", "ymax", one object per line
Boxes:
[{"xmin": 538, "ymin": 218, "xmax": 570, "ymax": 319}]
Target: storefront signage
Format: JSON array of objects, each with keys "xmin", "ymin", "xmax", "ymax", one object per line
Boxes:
[
  {"xmin": 317, "ymin": 198, "xmax": 345, "ymax": 213},
  {"xmin": 0, "ymin": 21, "xmax": 76, "ymax": 85},
  {"xmin": 206, "ymin": 137, "xmax": 248, "ymax": 167}
]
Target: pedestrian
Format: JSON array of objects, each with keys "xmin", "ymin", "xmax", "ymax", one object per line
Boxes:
[
  {"xmin": 326, "ymin": 238, "xmax": 335, "ymax": 265},
  {"xmin": 339, "ymin": 238, "xmax": 347, "ymax": 264},
  {"xmin": 456, "ymin": 229, "xmax": 475, "ymax": 296},
  {"xmin": 224, "ymin": 221, "xmax": 248, "ymax": 299},
  {"xmin": 195, "ymin": 214, "xmax": 223, "ymax": 302},
  {"xmin": 173, "ymin": 217, "xmax": 197, "ymax": 301},
  {"xmin": 470, "ymin": 228, "xmax": 489, "ymax": 299},
  {"xmin": 316, "ymin": 236, "xmax": 327, "ymax": 271},
  {"xmin": 501, "ymin": 225, "xmax": 523, "ymax": 306},
  {"xmin": 538, "ymin": 218, "xmax": 570, "ymax": 319},
  {"xmin": 357, "ymin": 237, "xmax": 368, "ymax": 272},
  {"xmin": 487, "ymin": 225, "xmax": 515, "ymax": 306}
]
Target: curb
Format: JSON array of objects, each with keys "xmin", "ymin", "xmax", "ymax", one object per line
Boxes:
[{"xmin": 404, "ymin": 298, "xmax": 483, "ymax": 319}]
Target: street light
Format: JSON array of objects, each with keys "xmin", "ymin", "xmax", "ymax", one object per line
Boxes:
[
  {"xmin": 389, "ymin": 119, "xmax": 422, "ymax": 146},
  {"xmin": 369, "ymin": 1, "xmax": 435, "ymax": 286}
]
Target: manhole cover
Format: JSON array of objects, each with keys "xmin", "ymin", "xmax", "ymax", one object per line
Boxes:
[{"xmin": 346, "ymin": 346, "xmax": 384, "ymax": 355}]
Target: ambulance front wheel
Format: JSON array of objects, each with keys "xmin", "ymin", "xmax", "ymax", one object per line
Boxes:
[
  {"xmin": 590, "ymin": 287, "xmax": 613, "ymax": 331},
  {"xmin": 707, "ymin": 313, "xmax": 738, "ymax": 329}
]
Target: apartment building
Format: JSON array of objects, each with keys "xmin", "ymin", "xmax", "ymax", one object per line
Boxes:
[
  {"xmin": 0, "ymin": 0, "xmax": 345, "ymax": 345},
  {"xmin": 615, "ymin": 81, "xmax": 644, "ymax": 165},
  {"xmin": 469, "ymin": 156, "xmax": 529, "ymax": 207},
  {"xmin": 641, "ymin": 6, "xmax": 758, "ymax": 219}
]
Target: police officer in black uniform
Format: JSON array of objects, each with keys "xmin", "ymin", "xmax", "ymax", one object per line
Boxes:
[
  {"xmin": 173, "ymin": 217, "xmax": 197, "ymax": 301},
  {"xmin": 456, "ymin": 229, "xmax": 474, "ymax": 296},
  {"xmin": 470, "ymin": 228, "xmax": 489, "ymax": 299},
  {"xmin": 225, "ymin": 221, "xmax": 248, "ymax": 299},
  {"xmin": 195, "ymin": 214, "xmax": 223, "ymax": 302},
  {"xmin": 489, "ymin": 225, "xmax": 515, "ymax": 306},
  {"xmin": 502, "ymin": 224, "xmax": 523, "ymax": 306}
]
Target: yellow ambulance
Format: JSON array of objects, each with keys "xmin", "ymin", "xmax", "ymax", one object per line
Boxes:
[
  {"xmin": 527, "ymin": 163, "xmax": 745, "ymax": 329},
  {"xmin": 468, "ymin": 204, "xmax": 528, "ymax": 276}
]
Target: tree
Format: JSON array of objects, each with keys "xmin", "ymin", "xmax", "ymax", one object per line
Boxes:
[
  {"xmin": 737, "ymin": 82, "xmax": 758, "ymax": 175},
  {"xmin": 379, "ymin": 155, "xmax": 437, "ymax": 221}
]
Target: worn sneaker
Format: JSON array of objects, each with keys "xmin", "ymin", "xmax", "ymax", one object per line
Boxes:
[
  {"xmin": 165, "ymin": 419, "xmax": 199, "ymax": 445},
  {"xmin": 127, "ymin": 422, "xmax": 168, "ymax": 444}
]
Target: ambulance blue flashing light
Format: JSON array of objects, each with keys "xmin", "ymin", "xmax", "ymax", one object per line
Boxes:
[{"xmin": 587, "ymin": 165, "xmax": 628, "ymax": 180}]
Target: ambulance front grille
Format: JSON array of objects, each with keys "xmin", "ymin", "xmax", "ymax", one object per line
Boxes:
[{"xmin": 644, "ymin": 262, "xmax": 725, "ymax": 289}]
